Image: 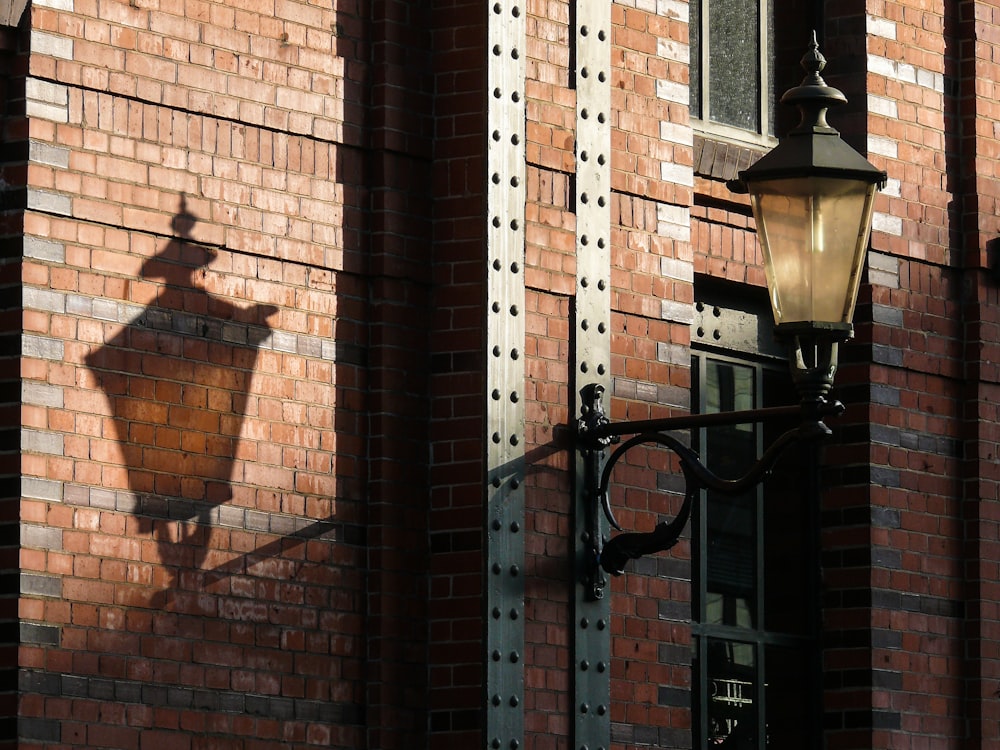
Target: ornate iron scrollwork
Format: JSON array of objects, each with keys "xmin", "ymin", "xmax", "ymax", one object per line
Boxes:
[{"xmin": 577, "ymin": 383, "xmax": 843, "ymax": 599}]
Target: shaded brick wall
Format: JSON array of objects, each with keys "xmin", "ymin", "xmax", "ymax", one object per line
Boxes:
[{"xmin": 16, "ymin": 0, "xmax": 431, "ymax": 747}]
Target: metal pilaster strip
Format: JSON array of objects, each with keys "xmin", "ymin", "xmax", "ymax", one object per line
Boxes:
[
  {"xmin": 573, "ymin": 2, "xmax": 613, "ymax": 749},
  {"xmin": 485, "ymin": 2, "xmax": 527, "ymax": 749}
]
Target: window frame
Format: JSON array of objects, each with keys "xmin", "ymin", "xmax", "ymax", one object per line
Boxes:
[
  {"xmin": 689, "ymin": 346, "xmax": 821, "ymax": 750},
  {"xmin": 690, "ymin": 0, "xmax": 778, "ymax": 148}
]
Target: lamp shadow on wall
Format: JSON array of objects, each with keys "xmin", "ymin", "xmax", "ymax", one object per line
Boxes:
[{"xmin": 84, "ymin": 198, "xmax": 278, "ymax": 600}]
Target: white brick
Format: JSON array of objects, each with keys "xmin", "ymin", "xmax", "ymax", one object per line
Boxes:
[
  {"xmin": 660, "ymin": 161, "xmax": 694, "ymax": 187},
  {"xmin": 31, "ymin": 31, "xmax": 73, "ymax": 60},
  {"xmin": 868, "ymin": 135, "xmax": 898, "ymax": 159},
  {"xmin": 25, "ymin": 78, "xmax": 69, "ymax": 122},
  {"xmin": 22, "ymin": 381, "xmax": 64, "ymax": 408},
  {"xmin": 872, "ymin": 211, "xmax": 903, "ymax": 237},
  {"xmin": 22, "ymin": 334, "xmax": 64, "ymax": 360},
  {"xmin": 23, "ymin": 287, "xmax": 66, "ymax": 314},
  {"xmin": 867, "ymin": 15, "xmax": 897, "ymax": 40},
  {"xmin": 656, "ymin": 79, "xmax": 687, "ymax": 104},
  {"xmin": 657, "ymin": 37, "xmax": 689, "ymax": 64},
  {"xmin": 22, "ymin": 429, "xmax": 64, "ymax": 456},
  {"xmin": 867, "ymin": 94, "xmax": 898, "ymax": 119},
  {"xmin": 23, "ymin": 237, "xmax": 65, "ymax": 263},
  {"xmin": 658, "ymin": 0, "xmax": 688, "ymax": 22},
  {"xmin": 660, "ymin": 120, "xmax": 693, "ymax": 147}
]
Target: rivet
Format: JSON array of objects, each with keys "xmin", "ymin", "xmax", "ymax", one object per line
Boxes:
[
  {"xmin": 493, "ymin": 45, "xmax": 502, "ymax": 56},
  {"xmin": 492, "ymin": 562, "xmax": 502, "ymax": 574},
  {"xmin": 581, "ymin": 67, "xmax": 589, "ymax": 78},
  {"xmin": 597, "ymin": 196, "xmax": 606, "ymax": 207},
  {"xmin": 510, "ymin": 478, "xmax": 519, "ymax": 489},
  {"xmin": 493, "ymin": 345, "xmax": 501, "ymax": 357},
  {"xmin": 581, "ymin": 108, "xmax": 588, "ymax": 119},
  {"xmin": 492, "ymin": 302, "xmax": 501, "ymax": 313},
  {"xmin": 509, "ymin": 695, "xmax": 519, "ymax": 707},
  {"xmin": 511, "ymin": 5, "xmax": 520, "ymax": 17},
  {"xmin": 511, "ymin": 48, "xmax": 519, "ymax": 59},
  {"xmin": 493, "ymin": 88, "xmax": 502, "ymax": 98},
  {"xmin": 510, "ymin": 176, "xmax": 519, "ymax": 187},
  {"xmin": 581, "ymin": 192, "xmax": 589, "ymax": 204},
  {"xmin": 580, "ymin": 660, "xmax": 589, "ymax": 670},
  {"xmin": 511, "ymin": 91, "xmax": 520, "ymax": 103},
  {"xmin": 493, "ymin": 258, "xmax": 502, "ymax": 270},
  {"xmin": 510, "ymin": 521, "xmax": 520, "ymax": 532},
  {"xmin": 581, "ymin": 234, "xmax": 589, "ymax": 245},
  {"xmin": 509, "ymin": 305, "xmax": 519, "ymax": 315},
  {"xmin": 493, "ymin": 607, "xmax": 502, "ymax": 619},
  {"xmin": 581, "ymin": 277, "xmax": 588, "ymax": 287},
  {"xmin": 493, "ymin": 130, "xmax": 501, "ymax": 141},
  {"xmin": 510, "ymin": 261, "xmax": 520, "ymax": 273},
  {"xmin": 510, "ymin": 609, "xmax": 519, "ymax": 620},
  {"xmin": 510, "ymin": 349, "xmax": 519, "ymax": 360},
  {"xmin": 581, "ymin": 151, "xmax": 589, "ymax": 161},
  {"xmin": 492, "ymin": 518, "xmax": 502, "ymax": 530},
  {"xmin": 492, "ymin": 694, "xmax": 502, "ymax": 706},
  {"xmin": 492, "ymin": 173, "xmax": 501, "ymax": 184},
  {"xmin": 492, "ymin": 739, "xmax": 501, "ymax": 750},
  {"xmin": 597, "ymin": 154, "xmax": 606, "ymax": 165},
  {"xmin": 510, "ymin": 219, "xmax": 519, "ymax": 230},
  {"xmin": 597, "ymin": 237, "xmax": 605, "ymax": 248},
  {"xmin": 493, "ymin": 2, "xmax": 501, "ymax": 13},
  {"xmin": 509, "ymin": 651, "xmax": 519, "ymax": 663},
  {"xmin": 492, "ymin": 389, "xmax": 501, "ymax": 401},
  {"xmin": 697, "ymin": 326, "xmax": 705, "ymax": 338},
  {"xmin": 597, "ymin": 112, "xmax": 605, "ymax": 123},
  {"xmin": 714, "ymin": 329, "xmax": 722, "ymax": 340},
  {"xmin": 492, "ymin": 216, "xmax": 501, "ymax": 228},
  {"xmin": 509, "ymin": 434, "xmax": 519, "ymax": 446},
  {"xmin": 580, "ymin": 617, "xmax": 589, "ymax": 628},
  {"xmin": 510, "ymin": 741, "xmax": 520, "ymax": 750},
  {"xmin": 597, "ymin": 661, "xmax": 606, "ymax": 672},
  {"xmin": 492, "ymin": 432, "xmax": 501, "ymax": 444},
  {"xmin": 492, "ymin": 476, "xmax": 501, "ymax": 488},
  {"xmin": 509, "ymin": 391, "xmax": 519, "ymax": 403},
  {"xmin": 598, "ymin": 322, "xmax": 606, "ymax": 333},
  {"xmin": 509, "ymin": 565, "xmax": 519, "ymax": 576},
  {"xmin": 511, "ymin": 134, "xmax": 520, "ymax": 145},
  {"xmin": 580, "ymin": 25, "xmax": 589, "ymax": 36},
  {"xmin": 597, "ymin": 279, "xmax": 606, "ymax": 290},
  {"xmin": 598, "ymin": 71, "xmax": 606, "ymax": 82},
  {"xmin": 580, "ymin": 703, "xmax": 589, "ymax": 714},
  {"xmin": 581, "ymin": 362, "xmax": 589, "ymax": 373},
  {"xmin": 598, "ymin": 29, "xmax": 606, "ymax": 41},
  {"xmin": 597, "ymin": 364, "xmax": 605, "ymax": 375},
  {"xmin": 581, "ymin": 319, "xmax": 590, "ymax": 331},
  {"xmin": 492, "ymin": 649, "xmax": 501, "ymax": 661},
  {"xmin": 597, "ymin": 705, "xmax": 607, "ymax": 715},
  {"xmin": 713, "ymin": 306, "xmax": 722, "ymax": 317},
  {"xmin": 597, "ymin": 619, "xmax": 606, "ymax": 630}
]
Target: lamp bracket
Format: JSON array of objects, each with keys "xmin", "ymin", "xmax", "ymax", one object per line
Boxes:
[{"xmin": 577, "ymin": 383, "xmax": 843, "ymax": 599}]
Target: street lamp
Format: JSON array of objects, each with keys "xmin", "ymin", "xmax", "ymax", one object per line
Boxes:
[{"xmin": 576, "ymin": 34, "xmax": 886, "ymax": 599}]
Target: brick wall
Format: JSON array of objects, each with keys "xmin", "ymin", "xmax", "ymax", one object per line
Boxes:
[{"xmin": 16, "ymin": 0, "xmax": 431, "ymax": 747}]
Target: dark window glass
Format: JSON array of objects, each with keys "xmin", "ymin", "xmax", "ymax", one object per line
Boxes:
[
  {"xmin": 708, "ymin": 0, "xmax": 760, "ymax": 131},
  {"xmin": 692, "ymin": 349, "xmax": 817, "ymax": 750}
]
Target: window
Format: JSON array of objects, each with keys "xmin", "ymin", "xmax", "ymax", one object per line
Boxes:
[
  {"xmin": 691, "ymin": 286, "xmax": 819, "ymax": 750},
  {"xmin": 689, "ymin": 0, "xmax": 811, "ymax": 144}
]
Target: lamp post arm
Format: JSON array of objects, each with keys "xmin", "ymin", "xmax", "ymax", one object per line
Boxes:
[{"xmin": 577, "ymin": 382, "xmax": 845, "ymax": 598}]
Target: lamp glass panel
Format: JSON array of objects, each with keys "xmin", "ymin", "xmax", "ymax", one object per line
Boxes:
[{"xmin": 749, "ymin": 176, "xmax": 876, "ymax": 326}]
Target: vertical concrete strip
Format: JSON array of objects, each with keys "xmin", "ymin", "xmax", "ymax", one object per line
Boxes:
[
  {"xmin": 573, "ymin": 2, "xmax": 613, "ymax": 748},
  {"xmin": 485, "ymin": 2, "xmax": 527, "ymax": 748}
]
